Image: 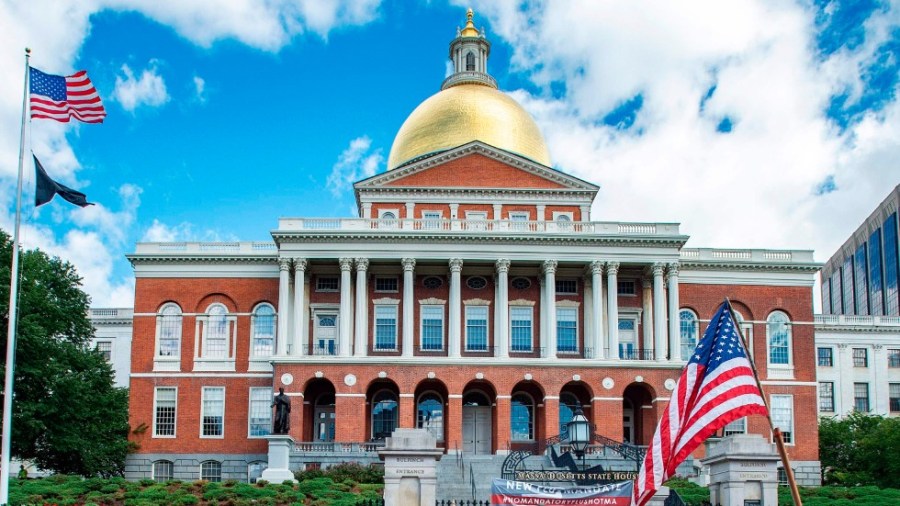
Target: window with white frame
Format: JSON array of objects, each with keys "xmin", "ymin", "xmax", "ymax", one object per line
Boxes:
[
  {"xmin": 422, "ymin": 211, "xmax": 442, "ymax": 230},
  {"xmin": 251, "ymin": 303, "xmax": 275, "ymax": 358},
  {"xmin": 96, "ymin": 341, "xmax": 112, "ymax": 361},
  {"xmin": 770, "ymin": 395, "xmax": 793, "ymax": 444},
  {"xmin": 679, "ymin": 309, "xmax": 699, "ymax": 360},
  {"xmin": 852, "ymin": 348, "xmax": 868, "ymax": 367},
  {"xmin": 618, "ymin": 319, "xmax": 636, "ymax": 359},
  {"xmin": 200, "ymin": 461, "xmax": 221, "ymax": 482},
  {"xmin": 202, "ymin": 304, "xmax": 230, "ymax": 358},
  {"xmin": 890, "ymin": 349, "xmax": 900, "ymax": 368},
  {"xmin": 723, "ymin": 417, "xmax": 746, "ymax": 436},
  {"xmin": 249, "ymin": 388, "xmax": 272, "ymax": 437},
  {"xmin": 201, "ymin": 387, "xmax": 225, "ymax": 437},
  {"xmin": 556, "ymin": 307, "xmax": 578, "ymax": 353},
  {"xmin": 509, "ymin": 211, "xmax": 529, "ymax": 221},
  {"xmin": 375, "ymin": 277, "xmax": 398, "ymax": 292},
  {"xmin": 510, "ymin": 306, "xmax": 533, "ymax": 352},
  {"xmin": 819, "ymin": 382, "xmax": 835, "ymax": 412},
  {"xmin": 420, "ymin": 305, "xmax": 444, "ymax": 351},
  {"xmin": 817, "ymin": 347, "xmax": 833, "ymax": 367},
  {"xmin": 156, "ymin": 303, "xmax": 182, "ymax": 358},
  {"xmin": 374, "ymin": 305, "xmax": 398, "ymax": 350},
  {"xmin": 153, "ymin": 460, "xmax": 173, "ymax": 482},
  {"xmin": 511, "ymin": 393, "xmax": 535, "ymax": 441},
  {"xmin": 465, "ymin": 305, "xmax": 488, "ymax": 351},
  {"xmin": 379, "ymin": 210, "xmax": 398, "ymax": 219},
  {"xmin": 154, "ymin": 387, "xmax": 177, "ymax": 437},
  {"xmin": 555, "ymin": 279, "xmax": 578, "ymax": 294},
  {"xmin": 617, "ymin": 279, "xmax": 636, "ymax": 296},
  {"xmin": 766, "ymin": 311, "xmax": 791, "ymax": 366},
  {"xmin": 890, "ymin": 383, "xmax": 900, "ymax": 412},
  {"xmin": 853, "ymin": 382, "xmax": 870, "ymax": 412},
  {"xmin": 316, "ymin": 276, "xmax": 339, "ymax": 292}
]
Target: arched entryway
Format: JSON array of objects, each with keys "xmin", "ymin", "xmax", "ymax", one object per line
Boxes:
[
  {"xmin": 461, "ymin": 381, "xmax": 496, "ymax": 455},
  {"xmin": 303, "ymin": 378, "xmax": 336, "ymax": 442},
  {"xmin": 414, "ymin": 379, "xmax": 449, "ymax": 447},
  {"xmin": 623, "ymin": 383, "xmax": 656, "ymax": 445},
  {"xmin": 559, "ymin": 381, "xmax": 593, "ymax": 439},
  {"xmin": 366, "ymin": 379, "xmax": 400, "ymax": 441}
]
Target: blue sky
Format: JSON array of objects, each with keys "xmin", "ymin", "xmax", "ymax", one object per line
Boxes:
[{"xmin": 1, "ymin": 0, "xmax": 899, "ymax": 307}]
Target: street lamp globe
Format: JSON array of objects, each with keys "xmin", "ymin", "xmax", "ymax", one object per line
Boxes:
[{"xmin": 566, "ymin": 405, "xmax": 591, "ymax": 457}]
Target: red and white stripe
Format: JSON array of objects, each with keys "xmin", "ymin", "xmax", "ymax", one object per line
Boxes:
[
  {"xmin": 30, "ymin": 71, "xmax": 107, "ymax": 123},
  {"xmin": 632, "ymin": 356, "xmax": 767, "ymax": 506}
]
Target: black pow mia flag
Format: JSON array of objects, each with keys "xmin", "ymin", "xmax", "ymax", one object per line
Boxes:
[{"xmin": 33, "ymin": 154, "xmax": 94, "ymax": 207}]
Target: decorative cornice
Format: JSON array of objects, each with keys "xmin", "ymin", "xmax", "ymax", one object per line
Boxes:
[
  {"xmin": 127, "ymin": 255, "xmax": 278, "ymax": 265},
  {"xmin": 270, "ymin": 232, "xmax": 690, "ymax": 249},
  {"xmin": 372, "ymin": 297, "xmax": 401, "ymax": 305},
  {"xmin": 679, "ymin": 261, "xmax": 821, "ymax": 274},
  {"xmin": 464, "ymin": 298, "xmax": 492, "ymax": 306},
  {"xmin": 509, "ymin": 299, "xmax": 536, "ymax": 306},
  {"xmin": 419, "ymin": 297, "xmax": 447, "ymax": 305}
]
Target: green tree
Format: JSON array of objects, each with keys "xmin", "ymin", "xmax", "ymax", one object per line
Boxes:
[
  {"xmin": 819, "ymin": 411, "xmax": 900, "ymax": 488},
  {"xmin": 0, "ymin": 230, "xmax": 131, "ymax": 477}
]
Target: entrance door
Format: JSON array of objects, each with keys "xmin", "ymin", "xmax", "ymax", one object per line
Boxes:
[
  {"xmin": 315, "ymin": 314, "xmax": 337, "ymax": 355},
  {"xmin": 462, "ymin": 406, "xmax": 492, "ymax": 454},
  {"xmin": 314, "ymin": 406, "xmax": 335, "ymax": 442},
  {"xmin": 622, "ymin": 400, "xmax": 634, "ymax": 443}
]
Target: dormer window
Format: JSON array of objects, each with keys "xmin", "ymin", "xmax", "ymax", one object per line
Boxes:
[{"xmin": 466, "ymin": 52, "xmax": 475, "ymax": 71}]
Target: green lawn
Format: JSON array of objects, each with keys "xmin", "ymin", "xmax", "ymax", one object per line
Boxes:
[{"xmin": 665, "ymin": 478, "xmax": 900, "ymax": 506}]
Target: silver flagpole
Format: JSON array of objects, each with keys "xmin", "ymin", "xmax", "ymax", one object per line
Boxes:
[{"xmin": 1, "ymin": 47, "xmax": 31, "ymax": 506}]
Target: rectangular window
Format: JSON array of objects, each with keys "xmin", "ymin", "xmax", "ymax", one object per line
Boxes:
[
  {"xmin": 420, "ymin": 306, "xmax": 444, "ymax": 351},
  {"xmin": 374, "ymin": 305, "xmax": 398, "ymax": 350},
  {"xmin": 374, "ymin": 277, "xmax": 398, "ymax": 292},
  {"xmin": 723, "ymin": 417, "xmax": 746, "ymax": 436},
  {"xmin": 889, "ymin": 349, "xmax": 900, "ymax": 368},
  {"xmin": 890, "ymin": 383, "xmax": 900, "ymax": 412},
  {"xmin": 465, "ymin": 305, "xmax": 489, "ymax": 351},
  {"xmin": 201, "ymin": 387, "xmax": 225, "ymax": 437},
  {"xmin": 316, "ymin": 276, "xmax": 339, "ymax": 292},
  {"xmin": 619, "ymin": 319, "xmax": 636, "ymax": 359},
  {"xmin": 884, "ymin": 213, "xmax": 899, "ymax": 316},
  {"xmin": 869, "ymin": 228, "xmax": 884, "ymax": 315},
  {"xmin": 154, "ymin": 387, "xmax": 177, "ymax": 437},
  {"xmin": 617, "ymin": 279, "xmax": 636, "ymax": 296},
  {"xmin": 249, "ymin": 388, "xmax": 272, "ymax": 437},
  {"xmin": 555, "ymin": 279, "xmax": 578, "ymax": 294},
  {"xmin": 556, "ymin": 307, "xmax": 578, "ymax": 353},
  {"xmin": 822, "ymin": 277, "xmax": 832, "ymax": 315},
  {"xmin": 509, "ymin": 212, "xmax": 529, "ymax": 221},
  {"xmin": 819, "ymin": 382, "xmax": 834, "ymax": 412},
  {"xmin": 854, "ymin": 382, "xmax": 870, "ymax": 412},
  {"xmin": 842, "ymin": 257, "xmax": 855, "ymax": 314},
  {"xmin": 510, "ymin": 307, "xmax": 533, "ymax": 352},
  {"xmin": 854, "ymin": 243, "xmax": 869, "ymax": 315},
  {"xmin": 817, "ymin": 347, "xmax": 833, "ymax": 367},
  {"xmin": 770, "ymin": 395, "xmax": 793, "ymax": 444},
  {"xmin": 853, "ymin": 348, "xmax": 868, "ymax": 367},
  {"xmin": 96, "ymin": 341, "xmax": 112, "ymax": 361}
]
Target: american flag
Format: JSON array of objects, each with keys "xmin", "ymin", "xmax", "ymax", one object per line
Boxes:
[
  {"xmin": 29, "ymin": 66, "xmax": 106, "ymax": 123},
  {"xmin": 632, "ymin": 301, "xmax": 768, "ymax": 506}
]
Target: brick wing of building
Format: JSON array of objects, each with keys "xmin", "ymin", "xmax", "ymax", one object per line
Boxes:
[{"xmin": 125, "ymin": 10, "xmax": 822, "ymax": 486}]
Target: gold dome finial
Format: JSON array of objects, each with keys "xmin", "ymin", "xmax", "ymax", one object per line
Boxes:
[{"xmin": 461, "ymin": 8, "xmax": 480, "ymax": 37}]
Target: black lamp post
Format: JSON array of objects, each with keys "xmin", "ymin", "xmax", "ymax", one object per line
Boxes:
[{"xmin": 566, "ymin": 405, "xmax": 591, "ymax": 470}]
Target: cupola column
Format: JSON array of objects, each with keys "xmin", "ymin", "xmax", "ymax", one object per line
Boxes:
[
  {"xmin": 496, "ymin": 259, "xmax": 511, "ymax": 358},
  {"xmin": 402, "ymin": 258, "xmax": 416, "ymax": 357},
  {"xmin": 449, "ymin": 258, "xmax": 463, "ymax": 358},
  {"xmin": 292, "ymin": 259, "xmax": 308, "ymax": 356},
  {"xmin": 606, "ymin": 262, "xmax": 620, "ymax": 359},
  {"xmin": 339, "ymin": 258, "xmax": 353, "ymax": 357}
]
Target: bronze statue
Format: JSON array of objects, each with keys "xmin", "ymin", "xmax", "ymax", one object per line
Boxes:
[{"xmin": 272, "ymin": 387, "xmax": 291, "ymax": 434}]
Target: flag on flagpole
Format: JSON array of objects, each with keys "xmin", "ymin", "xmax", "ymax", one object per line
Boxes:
[
  {"xmin": 33, "ymin": 154, "xmax": 94, "ymax": 207},
  {"xmin": 29, "ymin": 66, "xmax": 106, "ymax": 123},
  {"xmin": 632, "ymin": 301, "xmax": 768, "ymax": 506}
]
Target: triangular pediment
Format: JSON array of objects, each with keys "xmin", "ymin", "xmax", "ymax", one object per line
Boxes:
[{"xmin": 355, "ymin": 141, "xmax": 599, "ymax": 193}]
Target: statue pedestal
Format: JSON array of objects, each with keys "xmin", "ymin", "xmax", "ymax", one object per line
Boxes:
[
  {"xmin": 379, "ymin": 429, "xmax": 443, "ymax": 506},
  {"xmin": 700, "ymin": 435, "xmax": 780, "ymax": 506},
  {"xmin": 261, "ymin": 434, "xmax": 295, "ymax": 483}
]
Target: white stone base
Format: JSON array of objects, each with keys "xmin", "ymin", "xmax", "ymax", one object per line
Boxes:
[{"xmin": 261, "ymin": 434, "xmax": 295, "ymax": 483}]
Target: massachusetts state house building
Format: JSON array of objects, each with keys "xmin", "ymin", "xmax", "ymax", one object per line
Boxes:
[{"xmin": 125, "ymin": 11, "xmax": 822, "ymax": 486}]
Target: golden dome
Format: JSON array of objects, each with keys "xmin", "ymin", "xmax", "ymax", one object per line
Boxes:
[{"xmin": 387, "ymin": 84, "xmax": 552, "ymax": 169}]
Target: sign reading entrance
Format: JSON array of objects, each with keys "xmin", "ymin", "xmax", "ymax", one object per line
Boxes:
[
  {"xmin": 513, "ymin": 470, "xmax": 638, "ymax": 482},
  {"xmin": 491, "ymin": 478, "xmax": 633, "ymax": 506}
]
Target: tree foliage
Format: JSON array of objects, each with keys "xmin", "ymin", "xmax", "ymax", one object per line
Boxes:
[
  {"xmin": 819, "ymin": 411, "xmax": 900, "ymax": 488},
  {"xmin": 0, "ymin": 230, "xmax": 131, "ymax": 476}
]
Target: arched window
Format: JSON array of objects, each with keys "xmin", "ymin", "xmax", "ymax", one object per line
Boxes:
[
  {"xmin": 204, "ymin": 304, "xmax": 229, "ymax": 358},
  {"xmin": 200, "ymin": 460, "xmax": 221, "ymax": 482},
  {"xmin": 371, "ymin": 390, "xmax": 398, "ymax": 440},
  {"xmin": 156, "ymin": 303, "xmax": 182, "ymax": 358},
  {"xmin": 466, "ymin": 52, "xmax": 475, "ymax": 71},
  {"xmin": 767, "ymin": 311, "xmax": 791, "ymax": 365},
  {"xmin": 511, "ymin": 393, "xmax": 535, "ymax": 441},
  {"xmin": 679, "ymin": 309, "xmax": 699, "ymax": 359},
  {"xmin": 381, "ymin": 211, "xmax": 396, "ymax": 219},
  {"xmin": 417, "ymin": 392, "xmax": 444, "ymax": 441},
  {"xmin": 558, "ymin": 393, "xmax": 580, "ymax": 439},
  {"xmin": 251, "ymin": 303, "xmax": 275, "ymax": 357},
  {"xmin": 152, "ymin": 460, "xmax": 173, "ymax": 482}
]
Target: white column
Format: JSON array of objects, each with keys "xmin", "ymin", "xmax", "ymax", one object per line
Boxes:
[
  {"xmin": 542, "ymin": 260, "xmax": 558, "ymax": 358},
  {"xmin": 493, "ymin": 204, "xmax": 502, "ymax": 220},
  {"xmin": 580, "ymin": 205, "xmax": 591, "ymax": 222},
  {"xmin": 836, "ymin": 344, "xmax": 852, "ymax": 413},
  {"xmin": 292, "ymin": 259, "xmax": 307, "ymax": 356},
  {"xmin": 873, "ymin": 345, "xmax": 887, "ymax": 414},
  {"xmin": 589, "ymin": 261, "xmax": 604, "ymax": 359},
  {"xmin": 496, "ymin": 259, "xmax": 510, "ymax": 358},
  {"xmin": 536, "ymin": 204, "xmax": 546, "ymax": 221},
  {"xmin": 642, "ymin": 275, "xmax": 653, "ymax": 360},
  {"xmin": 449, "ymin": 258, "xmax": 463, "ymax": 357},
  {"xmin": 402, "ymin": 258, "xmax": 416, "ymax": 357},
  {"xmin": 339, "ymin": 258, "xmax": 353, "ymax": 357},
  {"xmin": 404, "ymin": 203, "xmax": 415, "ymax": 230},
  {"xmin": 606, "ymin": 261, "xmax": 620, "ymax": 359},
  {"xmin": 362, "ymin": 202, "xmax": 373, "ymax": 219},
  {"xmin": 354, "ymin": 258, "xmax": 369, "ymax": 356},
  {"xmin": 276, "ymin": 258, "xmax": 291, "ymax": 357},
  {"xmin": 667, "ymin": 262, "xmax": 681, "ymax": 361},
  {"xmin": 652, "ymin": 263, "xmax": 667, "ymax": 361}
]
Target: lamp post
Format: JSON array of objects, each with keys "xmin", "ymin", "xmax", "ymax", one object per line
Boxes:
[{"xmin": 566, "ymin": 405, "xmax": 591, "ymax": 471}]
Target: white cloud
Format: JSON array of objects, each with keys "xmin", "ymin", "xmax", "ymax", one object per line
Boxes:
[
  {"xmin": 193, "ymin": 75, "xmax": 206, "ymax": 103},
  {"xmin": 113, "ymin": 62, "xmax": 170, "ymax": 112},
  {"xmin": 464, "ymin": 0, "xmax": 900, "ymax": 261},
  {"xmin": 326, "ymin": 136, "xmax": 383, "ymax": 197},
  {"xmin": 140, "ymin": 219, "xmax": 239, "ymax": 243}
]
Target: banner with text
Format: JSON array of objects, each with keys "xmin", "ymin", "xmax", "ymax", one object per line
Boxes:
[{"xmin": 491, "ymin": 479, "xmax": 633, "ymax": 506}]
